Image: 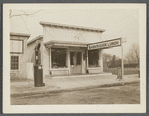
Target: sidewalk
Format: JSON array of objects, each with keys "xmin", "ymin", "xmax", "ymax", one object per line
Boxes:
[{"xmin": 11, "ymin": 74, "xmax": 140, "ymax": 97}]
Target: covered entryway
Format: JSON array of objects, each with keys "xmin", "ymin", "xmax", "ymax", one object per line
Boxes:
[{"xmin": 70, "ymin": 52, "xmax": 82, "ymax": 74}]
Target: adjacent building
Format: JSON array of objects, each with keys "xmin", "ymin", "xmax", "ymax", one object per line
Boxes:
[{"xmin": 10, "ymin": 32, "xmax": 31, "ymax": 79}]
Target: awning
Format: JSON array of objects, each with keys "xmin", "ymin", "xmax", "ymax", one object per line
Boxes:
[{"xmin": 44, "ymin": 40, "xmax": 89, "ymax": 48}]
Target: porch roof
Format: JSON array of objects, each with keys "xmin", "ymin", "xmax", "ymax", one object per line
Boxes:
[
  {"xmin": 27, "ymin": 35, "xmax": 43, "ymax": 45},
  {"xmin": 44, "ymin": 40, "xmax": 89, "ymax": 48},
  {"xmin": 10, "ymin": 32, "xmax": 31, "ymax": 38}
]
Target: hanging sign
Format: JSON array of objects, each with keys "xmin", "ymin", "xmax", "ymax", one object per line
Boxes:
[{"xmin": 88, "ymin": 38, "xmax": 121, "ymax": 50}]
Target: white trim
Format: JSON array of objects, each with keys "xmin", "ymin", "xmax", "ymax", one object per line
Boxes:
[
  {"xmin": 54, "ymin": 43, "xmax": 87, "ymax": 47},
  {"xmin": 87, "ymin": 67, "xmax": 102, "ymax": 70},
  {"xmin": 44, "ymin": 40, "xmax": 89, "ymax": 46},
  {"xmin": 49, "ymin": 68, "xmax": 69, "ymax": 71}
]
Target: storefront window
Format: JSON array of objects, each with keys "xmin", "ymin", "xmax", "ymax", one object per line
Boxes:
[
  {"xmin": 88, "ymin": 49, "xmax": 99, "ymax": 67},
  {"xmin": 51, "ymin": 48, "xmax": 67, "ymax": 68}
]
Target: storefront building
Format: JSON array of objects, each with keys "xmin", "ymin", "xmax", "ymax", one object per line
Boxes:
[{"xmin": 28, "ymin": 21, "xmax": 106, "ymax": 78}]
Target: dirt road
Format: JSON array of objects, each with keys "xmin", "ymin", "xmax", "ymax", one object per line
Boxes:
[{"xmin": 11, "ymin": 83, "xmax": 140, "ymax": 105}]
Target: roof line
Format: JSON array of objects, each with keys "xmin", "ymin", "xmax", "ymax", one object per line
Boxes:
[
  {"xmin": 27, "ymin": 35, "xmax": 43, "ymax": 45},
  {"xmin": 40, "ymin": 21, "xmax": 106, "ymax": 33},
  {"xmin": 10, "ymin": 32, "xmax": 31, "ymax": 38}
]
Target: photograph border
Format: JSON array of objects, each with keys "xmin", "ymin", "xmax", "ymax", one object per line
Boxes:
[{"xmin": 2, "ymin": 3, "xmax": 147, "ymax": 114}]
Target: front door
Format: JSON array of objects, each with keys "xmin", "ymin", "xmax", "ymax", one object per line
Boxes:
[{"xmin": 70, "ymin": 52, "xmax": 82, "ymax": 74}]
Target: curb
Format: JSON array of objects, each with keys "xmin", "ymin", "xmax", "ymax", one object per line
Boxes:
[{"xmin": 11, "ymin": 80, "xmax": 140, "ymax": 97}]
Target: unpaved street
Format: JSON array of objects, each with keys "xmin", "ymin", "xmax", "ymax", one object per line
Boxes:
[{"xmin": 11, "ymin": 83, "xmax": 140, "ymax": 105}]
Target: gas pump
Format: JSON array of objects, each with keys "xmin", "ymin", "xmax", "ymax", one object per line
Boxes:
[{"xmin": 34, "ymin": 40, "xmax": 45, "ymax": 87}]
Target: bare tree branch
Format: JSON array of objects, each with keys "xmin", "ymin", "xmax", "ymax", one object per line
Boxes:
[
  {"xmin": 125, "ymin": 43, "xmax": 140, "ymax": 65},
  {"xmin": 9, "ymin": 9, "xmax": 42, "ymax": 18}
]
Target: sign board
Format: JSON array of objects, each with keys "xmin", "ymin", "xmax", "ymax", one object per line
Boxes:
[
  {"xmin": 88, "ymin": 38, "xmax": 121, "ymax": 50},
  {"xmin": 10, "ymin": 40, "xmax": 23, "ymax": 53}
]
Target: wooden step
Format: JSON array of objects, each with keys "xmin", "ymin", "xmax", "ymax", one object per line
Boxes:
[{"xmin": 45, "ymin": 73, "xmax": 112, "ymax": 78}]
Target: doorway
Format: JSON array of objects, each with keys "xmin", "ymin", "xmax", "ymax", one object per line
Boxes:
[{"xmin": 70, "ymin": 52, "xmax": 82, "ymax": 74}]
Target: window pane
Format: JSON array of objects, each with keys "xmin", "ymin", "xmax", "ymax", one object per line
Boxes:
[
  {"xmin": 11, "ymin": 56, "xmax": 19, "ymax": 70},
  {"xmin": 88, "ymin": 50, "xmax": 99, "ymax": 67},
  {"xmin": 51, "ymin": 48, "xmax": 67, "ymax": 68}
]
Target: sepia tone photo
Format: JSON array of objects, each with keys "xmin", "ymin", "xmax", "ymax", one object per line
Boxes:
[{"xmin": 3, "ymin": 4, "xmax": 146, "ymax": 113}]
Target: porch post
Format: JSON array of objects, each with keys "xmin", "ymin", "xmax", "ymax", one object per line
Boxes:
[
  {"xmin": 99, "ymin": 49, "xmax": 103, "ymax": 73},
  {"xmin": 43, "ymin": 45, "xmax": 50, "ymax": 77},
  {"xmin": 86, "ymin": 48, "xmax": 88, "ymax": 69},
  {"xmin": 67, "ymin": 47, "xmax": 70, "ymax": 74},
  {"xmin": 49, "ymin": 48, "xmax": 51, "ymax": 70},
  {"xmin": 81, "ymin": 50, "xmax": 83, "ymax": 73}
]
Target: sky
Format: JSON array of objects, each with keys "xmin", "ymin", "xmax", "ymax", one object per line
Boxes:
[{"xmin": 10, "ymin": 7, "xmax": 139, "ymax": 58}]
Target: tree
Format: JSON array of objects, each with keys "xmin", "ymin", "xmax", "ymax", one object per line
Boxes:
[
  {"xmin": 115, "ymin": 58, "xmax": 121, "ymax": 67},
  {"xmin": 111, "ymin": 55, "xmax": 116, "ymax": 68},
  {"xmin": 103, "ymin": 53, "xmax": 122, "ymax": 68},
  {"xmin": 125, "ymin": 43, "xmax": 140, "ymax": 66},
  {"xmin": 102, "ymin": 53, "xmax": 113, "ymax": 68}
]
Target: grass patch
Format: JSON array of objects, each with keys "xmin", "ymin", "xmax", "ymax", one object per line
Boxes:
[{"xmin": 103, "ymin": 67, "xmax": 139, "ymax": 75}]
